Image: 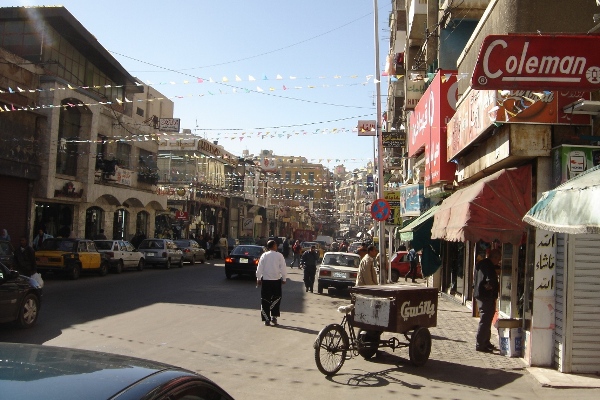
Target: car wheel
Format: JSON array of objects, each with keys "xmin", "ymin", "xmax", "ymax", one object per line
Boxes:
[
  {"xmin": 98, "ymin": 261, "xmax": 108, "ymax": 276},
  {"xmin": 391, "ymin": 269, "xmax": 400, "ymax": 283},
  {"xmin": 71, "ymin": 264, "xmax": 81, "ymax": 280},
  {"xmin": 165, "ymin": 258, "xmax": 171, "ymax": 269},
  {"xmin": 178, "ymin": 257, "xmax": 184, "ymax": 268},
  {"xmin": 17, "ymin": 294, "xmax": 39, "ymax": 328},
  {"xmin": 115, "ymin": 260, "xmax": 124, "ymax": 274},
  {"xmin": 190, "ymin": 255, "xmax": 195, "ymax": 265},
  {"xmin": 137, "ymin": 258, "xmax": 145, "ymax": 271}
]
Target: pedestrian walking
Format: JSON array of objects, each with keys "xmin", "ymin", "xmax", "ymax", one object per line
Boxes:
[
  {"xmin": 14, "ymin": 237, "xmax": 36, "ymax": 277},
  {"xmin": 32, "ymin": 228, "xmax": 52, "ymax": 250},
  {"xmin": 356, "ymin": 245, "xmax": 379, "ymax": 286},
  {"xmin": 474, "ymin": 248, "xmax": 501, "ymax": 353},
  {"xmin": 405, "ymin": 244, "xmax": 418, "ymax": 282},
  {"xmin": 256, "ymin": 240, "xmax": 287, "ymax": 326},
  {"xmin": 282, "ymin": 237, "xmax": 290, "ymax": 259},
  {"xmin": 300, "ymin": 245, "xmax": 319, "ymax": 292},
  {"xmin": 291, "ymin": 240, "xmax": 302, "ymax": 268}
]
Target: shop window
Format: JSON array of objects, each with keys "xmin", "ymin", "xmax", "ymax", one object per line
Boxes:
[
  {"xmin": 136, "ymin": 211, "xmax": 149, "ymax": 236},
  {"xmin": 113, "ymin": 209, "xmax": 129, "ymax": 240},
  {"xmin": 85, "ymin": 206, "xmax": 104, "ymax": 240},
  {"xmin": 499, "ymin": 244, "xmax": 514, "ymax": 316},
  {"xmin": 34, "ymin": 202, "xmax": 73, "ymax": 239}
]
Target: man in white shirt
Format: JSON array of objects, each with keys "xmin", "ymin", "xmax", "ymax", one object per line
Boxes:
[{"xmin": 256, "ymin": 240, "xmax": 287, "ymax": 326}]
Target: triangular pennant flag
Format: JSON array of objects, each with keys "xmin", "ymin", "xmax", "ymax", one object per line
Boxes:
[
  {"xmin": 276, "ymin": 74, "xmax": 283, "ymax": 80},
  {"xmin": 235, "ymin": 75, "xmax": 242, "ymax": 82},
  {"xmin": 222, "ymin": 76, "xmax": 229, "ymax": 82},
  {"xmin": 197, "ymin": 78, "xmax": 204, "ymax": 83},
  {"xmin": 256, "ymin": 86, "xmax": 264, "ymax": 92},
  {"xmin": 248, "ymin": 75, "xmax": 256, "ymax": 81}
]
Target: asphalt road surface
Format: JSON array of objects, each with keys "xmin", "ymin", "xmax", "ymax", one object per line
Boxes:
[{"xmin": 1, "ymin": 259, "xmax": 599, "ymax": 400}]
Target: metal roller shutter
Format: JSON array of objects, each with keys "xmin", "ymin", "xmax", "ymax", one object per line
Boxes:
[
  {"xmin": 0, "ymin": 176, "xmax": 29, "ymax": 247},
  {"xmin": 553, "ymin": 233, "xmax": 566, "ymax": 371}
]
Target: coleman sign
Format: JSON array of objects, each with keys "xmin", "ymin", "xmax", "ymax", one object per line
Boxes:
[{"xmin": 472, "ymin": 34, "xmax": 600, "ymax": 91}]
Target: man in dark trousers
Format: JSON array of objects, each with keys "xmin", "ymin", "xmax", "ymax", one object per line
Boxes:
[
  {"xmin": 300, "ymin": 245, "xmax": 319, "ymax": 292},
  {"xmin": 474, "ymin": 248, "xmax": 501, "ymax": 353},
  {"xmin": 256, "ymin": 240, "xmax": 287, "ymax": 326},
  {"xmin": 405, "ymin": 244, "xmax": 418, "ymax": 282},
  {"xmin": 14, "ymin": 237, "xmax": 36, "ymax": 277}
]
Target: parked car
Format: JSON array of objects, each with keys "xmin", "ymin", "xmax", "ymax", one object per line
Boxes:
[
  {"xmin": 174, "ymin": 239, "xmax": 206, "ymax": 264},
  {"xmin": 348, "ymin": 241, "xmax": 363, "ymax": 254},
  {"xmin": 94, "ymin": 240, "xmax": 145, "ymax": 273},
  {"xmin": 0, "ymin": 343, "xmax": 234, "ymax": 400},
  {"xmin": 390, "ymin": 250, "xmax": 423, "ymax": 282},
  {"xmin": 137, "ymin": 239, "xmax": 184, "ymax": 269},
  {"xmin": 224, "ymin": 245, "xmax": 266, "ymax": 279},
  {"xmin": 35, "ymin": 238, "xmax": 108, "ymax": 280},
  {"xmin": 0, "ymin": 262, "xmax": 42, "ymax": 328},
  {"xmin": 317, "ymin": 252, "xmax": 361, "ymax": 294},
  {"xmin": 0, "ymin": 240, "xmax": 15, "ymax": 270}
]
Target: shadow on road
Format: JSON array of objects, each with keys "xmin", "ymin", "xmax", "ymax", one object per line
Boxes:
[{"xmin": 327, "ymin": 355, "xmax": 524, "ymax": 392}]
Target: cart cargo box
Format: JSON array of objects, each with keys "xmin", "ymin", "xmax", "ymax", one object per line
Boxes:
[{"xmin": 350, "ymin": 285, "xmax": 438, "ymax": 333}]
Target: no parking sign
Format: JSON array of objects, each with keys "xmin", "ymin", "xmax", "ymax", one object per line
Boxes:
[{"xmin": 370, "ymin": 198, "xmax": 391, "ymax": 221}]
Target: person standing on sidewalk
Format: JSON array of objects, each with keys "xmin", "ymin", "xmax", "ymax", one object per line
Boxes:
[
  {"xmin": 405, "ymin": 244, "xmax": 418, "ymax": 282},
  {"xmin": 474, "ymin": 248, "xmax": 501, "ymax": 353},
  {"xmin": 291, "ymin": 240, "xmax": 302, "ymax": 268},
  {"xmin": 356, "ymin": 245, "xmax": 379, "ymax": 286},
  {"xmin": 14, "ymin": 237, "xmax": 36, "ymax": 277},
  {"xmin": 300, "ymin": 245, "xmax": 319, "ymax": 292},
  {"xmin": 256, "ymin": 240, "xmax": 287, "ymax": 326},
  {"xmin": 218, "ymin": 234, "xmax": 228, "ymax": 259}
]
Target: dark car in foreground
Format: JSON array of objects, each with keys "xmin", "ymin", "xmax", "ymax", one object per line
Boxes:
[
  {"xmin": 0, "ymin": 262, "xmax": 42, "ymax": 328},
  {"xmin": 224, "ymin": 245, "xmax": 265, "ymax": 279},
  {"xmin": 0, "ymin": 343, "xmax": 234, "ymax": 400}
]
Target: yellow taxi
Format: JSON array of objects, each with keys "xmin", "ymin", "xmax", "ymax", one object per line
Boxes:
[{"xmin": 35, "ymin": 238, "xmax": 108, "ymax": 280}]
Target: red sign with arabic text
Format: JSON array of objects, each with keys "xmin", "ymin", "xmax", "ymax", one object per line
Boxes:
[
  {"xmin": 408, "ymin": 70, "xmax": 458, "ymax": 186},
  {"xmin": 472, "ymin": 34, "xmax": 600, "ymax": 91}
]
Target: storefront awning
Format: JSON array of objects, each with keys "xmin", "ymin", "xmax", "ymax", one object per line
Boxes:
[
  {"xmin": 398, "ymin": 205, "xmax": 440, "ymax": 241},
  {"xmin": 430, "ymin": 165, "xmax": 532, "ymax": 245}
]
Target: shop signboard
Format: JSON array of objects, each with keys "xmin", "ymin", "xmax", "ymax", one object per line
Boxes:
[
  {"xmin": 447, "ymin": 89, "xmax": 591, "ymax": 161},
  {"xmin": 384, "ymin": 190, "xmax": 402, "ymax": 225},
  {"xmin": 357, "ymin": 120, "xmax": 376, "ymax": 136},
  {"xmin": 399, "ymin": 183, "xmax": 428, "ymax": 217},
  {"xmin": 471, "ymin": 34, "xmax": 600, "ymax": 91},
  {"xmin": 159, "ymin": 118, "xmax": 180, "ymax": 132},
  {"xmin": 405, "ymin": 78, "xmax": 426, "ymax": 109},
  {"xmin": 382, "ymin": 131, "xmax": 406, "ymax": 148},
  {"xmin": 408, "ymin": 70, "xmax": 458, "ymax": 186},
  {"xmin": 551, "ymin": 144, "xmax": 600, "ymax": 187},
  {"xmin": 115, "ymin": 166, "xmax": 132, "ymax": 186}
]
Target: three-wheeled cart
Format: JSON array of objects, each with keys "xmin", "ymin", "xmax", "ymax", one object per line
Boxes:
[{"xmin": 314, "ymin": 285, "xmax": 438, "ymax": 375}]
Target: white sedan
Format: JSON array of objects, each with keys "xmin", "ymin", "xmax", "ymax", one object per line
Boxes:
[
  {"xmin": 94, "ymin": 240, "xmax": 145, "ymax": 273},
  {"xmin": 317, "ymin": 252, "xmax": 361, "ymax": 295}
]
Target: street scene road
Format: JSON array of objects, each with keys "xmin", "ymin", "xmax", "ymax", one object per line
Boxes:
[{"xmin": 1, "ymin": 259, "xmax": 599, "ymax": 400}]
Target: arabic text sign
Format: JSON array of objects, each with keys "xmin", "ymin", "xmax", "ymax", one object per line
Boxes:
[{"xmin": 472, "ymin": 34, "xmax": 600, "ymax": 90}]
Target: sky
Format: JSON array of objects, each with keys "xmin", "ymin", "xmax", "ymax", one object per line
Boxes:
[{"xmin": 5, "ymin": 0, "xmax": 393, "ymax": 169}]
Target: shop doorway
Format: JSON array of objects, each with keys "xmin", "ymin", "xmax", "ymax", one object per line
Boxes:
[
  {"xmin": 113, "ymin": 209, "xmax": 129, "ymax": 240},
  {"xmin": 85, "ymin": 206, "xmax": 104, "ymax": 240},
  {"xmin": 34, "ymin": 202, "xmax": 73, "ymax": 238},
  {"xmin": 136, "ymin": 211, "xmax": 149, "ymax": 237}
]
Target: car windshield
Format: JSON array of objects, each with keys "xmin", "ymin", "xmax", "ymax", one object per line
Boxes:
[
  {"xmin": 323, "ymin": 254, "xmax": 359, "ymax": 267},
  {"xmin": 174, "ymin": 240, "xmax": 189, "ymax": 248},
  {"xmin": 231, "ymin": 246, "xmax": 263, "ymax": 257},
  {"xmin": 40, "ymin": 239, "xmax": 76, "ymax": 252},
  {"xmin": 238, "ymin": 238, "xmax": 255, "ymax": 245},
  {"xmin": 94, "ymin": 241, "xmax": 114, "ymax": 250},
  {"xmin": 138, "ymin": 240, "xmax": 163, "ymax": 250}
]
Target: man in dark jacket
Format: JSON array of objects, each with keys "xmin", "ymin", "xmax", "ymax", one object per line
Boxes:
[
  {"xmin": 474, "ymin": 248, "xmax": 501, "ymax": 353},
  {"xmin": 300, "ymin": 245, "xmax": 319, "ymax": 292},
  {"xmin": 14, "ymin": 237, "xmax": 36, "ymax": 277}
]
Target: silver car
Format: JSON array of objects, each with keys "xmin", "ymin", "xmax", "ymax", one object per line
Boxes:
[
  {"xmin": 137, "ymin": 239, "xmax": 184, "ymax": 269},
  {"xmin": 174, "ymin": 239, "xmax": 206, "ymax": 264},
  {"xmin": 94, "ymin": 240, "xmax": 145, "ymax": 273}
]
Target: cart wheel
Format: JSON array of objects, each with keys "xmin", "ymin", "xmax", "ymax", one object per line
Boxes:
[
  {"xmin": 313, "ymin": 324, "xmax": 349, "ymax": 376},
  {"xmin": 357, "ymin": 330, "xmax": 381, "ymax": 359},
  {"xmin": 409, "ymin": 327, "xmax": 431, "ymax": 366}
]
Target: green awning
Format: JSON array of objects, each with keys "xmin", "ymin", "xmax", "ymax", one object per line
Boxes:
[{"xmin": 398, "ymin": 205, "xmax": 440, "ymax": 241}]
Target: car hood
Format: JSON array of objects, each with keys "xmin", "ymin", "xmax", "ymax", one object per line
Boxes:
[{"xmin": 0, "ymin": 343, "xmax": 181, "ymax": 399}]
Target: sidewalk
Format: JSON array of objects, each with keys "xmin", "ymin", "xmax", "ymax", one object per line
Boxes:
[{"xmin": 397, "ymin": 278, "xmax": 600, "ymax": 389}]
